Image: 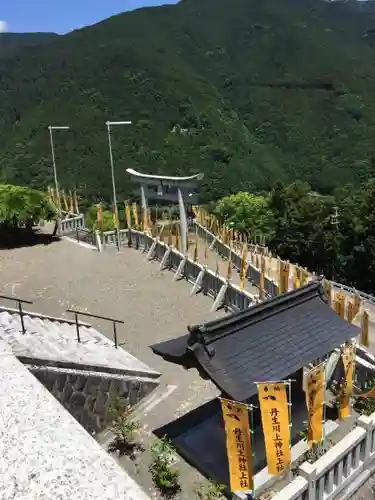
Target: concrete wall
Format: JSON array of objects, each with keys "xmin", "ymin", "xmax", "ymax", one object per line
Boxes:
[
  {"xmin": 0, "ymin": 340, "xmax": 152, "ymax": 500},
  {"xmin": 28, "ymin": 364, "xmax": 158, "ymax": 434}
]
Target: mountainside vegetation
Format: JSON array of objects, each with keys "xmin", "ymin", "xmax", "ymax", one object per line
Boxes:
[
  {"xmin": 3, "ymin": 0, "xmax": 375, "ymax": 202},
  {"xmin": 0, "ymin": 32, "xmax": 59, "ymax": 58}
]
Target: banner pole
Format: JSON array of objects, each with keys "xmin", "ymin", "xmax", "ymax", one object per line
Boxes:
[
  {"xmin": 249, "ymin": 403, "xmax": 256, "ymax": 499},
  {"xmin": 254, "ymin": 379, "xmax": 296, "ymax": 385},
  {"xmin": 287, "ymin": 379, "xmax": 293, "ymax": 482},
  {"xmin": 322, "ymin": 360, "xmax": 328, "ymax": 452}
]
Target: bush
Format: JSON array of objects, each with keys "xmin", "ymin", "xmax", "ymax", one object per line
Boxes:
[
  {"xmin": 354, "ymin": 397, "xmax": 375, "ymax": 416},
  {"xmin": 149, "ymin": 437, "xmax": 181, "ymax": 497},
  {"xmin": 195, "ymin": 480, "xmax": 225, "ymax": 500},
  {"xmin": 108, "ymin": 403, "xmax": 142, "ymax": 459},
  {"xmin": 0, "ymin": 183, "xmax": 56, "ymax": 228}
]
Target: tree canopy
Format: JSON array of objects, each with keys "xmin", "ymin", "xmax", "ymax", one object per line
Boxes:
[
  {"xmin": 3, "ymin": 0, "xmax": 375, "ymax": 202},
  {"xmin": 215, "ymin": 180, "xmax": 375, "ymax": 295},
  {"xmin": 0, "ymin": 184, "xmax": 55, "ymax": 228},
  {"xmin": 214, "ymin": 192, "xmax": 275, "ymax": 239}
]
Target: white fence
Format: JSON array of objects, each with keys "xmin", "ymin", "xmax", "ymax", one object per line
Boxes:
[
  {"xmin": 272, "ymin": 413, "xmax": 375, "ymax": 500},
  {"xmin": 60, "ymin": 214, "xmax": 85, "ymax": 234},
  {"xmin": 101, "ymin": 228, "xmax": 257, "ymax": 313},
  {"xmin": 195, "ymin": 222, "xmax": 375, "ymax": 307}
]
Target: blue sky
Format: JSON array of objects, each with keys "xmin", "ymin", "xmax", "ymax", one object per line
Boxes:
[{"xmin": 0, "ymin": 0, "xmax": 177, "ymax": 34}]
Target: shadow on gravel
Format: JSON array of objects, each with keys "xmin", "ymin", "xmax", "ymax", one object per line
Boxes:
[{"xmin": 0, "ymin": 228, "xmax": 60, "ymax": 249}]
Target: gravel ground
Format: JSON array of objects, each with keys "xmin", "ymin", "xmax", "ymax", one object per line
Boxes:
[
  {"xmin": 351, "ymin": 476, "xmax": 375, "ymax": 500},
  {"xmin": 0, "ymin": 236, "xmax": 224, "ymax": 500}
]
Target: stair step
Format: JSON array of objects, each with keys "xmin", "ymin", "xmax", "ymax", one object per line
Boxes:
[{"xmin": 0, "ymin": 308, "xmax": 158, "ymax": 377}]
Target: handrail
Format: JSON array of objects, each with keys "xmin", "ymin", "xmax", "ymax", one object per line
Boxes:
[
  {"xmin": 0, "ymin": 294, "xmax": 33, "ymax": 334},
  {"xmin": 66, "ymin": 308, "xmax": 124, "ymax": 348}
]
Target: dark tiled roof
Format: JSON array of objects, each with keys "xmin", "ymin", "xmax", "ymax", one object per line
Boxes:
[{"xmin": 151, "ymin": 280, "xmax": 359, "ymax": 401}]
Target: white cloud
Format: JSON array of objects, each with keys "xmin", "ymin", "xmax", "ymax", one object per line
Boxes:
[{"xmin": 0, "ymin": 20, "xmax": 8, "ymax": 33}]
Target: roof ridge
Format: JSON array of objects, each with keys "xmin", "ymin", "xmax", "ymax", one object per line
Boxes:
[{"xmin": 191, "ymin": 280, "xmax": 325, "ymax": 346}]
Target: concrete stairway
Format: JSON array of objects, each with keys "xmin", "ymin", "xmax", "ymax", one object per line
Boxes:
[
  {"xmin": 0, "ymin": 305, "xmax": 160, "ymax": 433},
  {"xmin": 0, "ymin": 306, "xmax": 158, "ymax": 377}
]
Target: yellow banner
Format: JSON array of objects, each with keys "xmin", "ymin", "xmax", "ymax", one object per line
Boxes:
[
  {"xmin": 221, "ymin": 399, "xmax": 253, "ymax": 493},
  {"xmin": 239, "ymin": 244, "xmax": 247, "ymax": 291},
  {"xmin": 142, "ymin": 209, "xmax": 148, "ymax": 232},
  {"xmin": 293, "ymin": 266, "xmax": 300, "ymax": 290},
  {"xmin": 305, "ymin": 365, "xmax": 325, "ymax": 445},
  {"xmin": 334, "ymin": 291, "xmax": 345, "ymax": 318},
  {"xmin": 353, "ymin": 294, "xmax": 361, "ymax": 319},
  {"xmin": 361, "ymin": 311, "xmax": 369, "ymax": 347},
  {"xmin": 279, "ymin": 262, "xmax": 289, "ymax": 295},
  {"xmin": 132, "ymin": 203, "xmax": 139, "ymax": 230},
  {"xmin": 274, "ymin": 259, "xmax": 280, "ymax": 285},
  {"xmin": 258, "ymin": 383, "xmax": 291, "ymax": 475},
  {"xmin": 259, "ymin": 256, "xmax": 265, "ymax": 299},
  {"xmin": 125, "ymin": 203, "xmax": 132, "ymax": 228},
  {"xmin": 323, "ymin": 280, "xmax": 332, "ymax": 305},
  {"xmin": 346, "ymin": 299, "xmax": 354, "ymax": 324},
  {"xmin": 62, "ymin": 190, "xmax": 69, "ymax": 212},
  {"xmin": 339, "ymin": 344, "xmax": 355, "ymax": 420},
  {"xmin": 97, "ymin": 204, "xmax": 103, "ymax": 228}
]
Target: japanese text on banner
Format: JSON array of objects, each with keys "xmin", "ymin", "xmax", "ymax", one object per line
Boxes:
[
  {"xmin": 221, "ymin": 400, "xmax": 253, "ymax": 493},
  {"xmin": 339, "ymin": 344, "xmax": 355, "ymax": 420},
  {"xmin": 258, "ymin": 383, "xmax": 291, "ymax": 475},
  {"xmin": 305, "ymin": 365, "xmax": 324, "ymax": 445}
]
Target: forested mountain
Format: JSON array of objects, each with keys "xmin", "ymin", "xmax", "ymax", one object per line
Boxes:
[
  {"xmin": 3, "ymin": 0, "xmax": 375, "ymax": 202},
  {"xmin": 0, "ymin": 32, "xmax": 59, "ymax": 57}
]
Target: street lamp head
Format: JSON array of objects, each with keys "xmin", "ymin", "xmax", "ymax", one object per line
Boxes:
[
  {"xmin": 48, "ymin": 125, "xmax": 70, "ymax": 130},
  {"xmin": 106, "ymin": 121, "xmax": 132, "ymax": 126}
]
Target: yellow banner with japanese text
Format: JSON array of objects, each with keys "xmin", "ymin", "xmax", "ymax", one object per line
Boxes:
[
  {"xmin": 258, "ymin": 383, "xmax": 291, "ymax": 475},
  {"xmin": 279, "ymin": 263, "xmax": 289, "ymax": 295},
  {"xmin": 132, "ymin": 203, "xmax": 139, "ymax": 230},
  {"xmin": 339, "ymin": 344, "xmax": 355, "ymax": 420},
  {"xmin": 221, "ymin": 399, "xmax": 253, "ymax": 493},
  {"xmin": 305, "ymin": 365, "xmax": 325, "ymax": 445},
  {"xmin": 125, "ymin": 202, "xmax": 131, "ymax": 229},
  {"xmin": 334, "ymin": 291, "xmax": 346, "ymax": 318}
]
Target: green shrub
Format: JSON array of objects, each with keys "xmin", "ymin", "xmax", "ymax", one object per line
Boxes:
[
  {"xmin": 195, "ymin": 480, "xmax": 225, "ymax": 500},
  {"xmin": 108, "ymin": 403, "xmax": 142, "ymax": 459},
  {"xmin": 149, "ymin": 437, "xmax": 181, "ymax": 497}
]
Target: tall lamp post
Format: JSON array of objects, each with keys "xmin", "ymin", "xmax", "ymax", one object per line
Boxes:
[
  {"xmin": 48, "ymin": 125, "xmax": 70, "ymax": 233},
  {"xmin": 106, "ymin": 120, "xmax": 132, "ymax": 252}
]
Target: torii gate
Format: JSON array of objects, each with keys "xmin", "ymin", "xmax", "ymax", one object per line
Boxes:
[{"xmin": 126, "ymin": 168, "xmax": 203, "ymax": 254}]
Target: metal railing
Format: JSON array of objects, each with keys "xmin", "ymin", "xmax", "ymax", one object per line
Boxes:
[
  {"xmin": 66, "ymin": 308, "xmax": 124, "ymax": 348},
  {"xmin": 60, "ymin": 214, "xmax": 85, "ymax": 235},
  {"xmin": 74, "ymin": 227, "xmax": 96, "ymax": 246},
  {"xmin": 0, "ymin": 294, "xmax": 33, "ymax": 334}
]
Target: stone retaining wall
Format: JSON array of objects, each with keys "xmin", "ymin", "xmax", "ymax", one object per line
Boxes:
[{"xmin": 28, "ymin": 364, "xmax": 158, "ymax": 434}]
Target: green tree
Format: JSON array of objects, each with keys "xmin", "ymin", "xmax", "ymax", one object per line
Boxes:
[
  {"xmin": 0, "ymin": 184, "xmax": 55, "ymax": 228},
  {"xmin": 214, "ymin": 191, "xmax": 275, "ymax": 239},
  {"xmin": 85, "ymin": 205, "xmax": 115, "ymax": 232}
]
